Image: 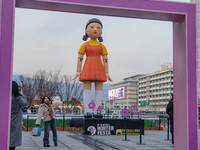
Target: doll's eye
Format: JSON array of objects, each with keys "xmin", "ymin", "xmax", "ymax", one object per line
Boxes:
[
  {"xmin": 98, "ymin": 27, "xmax": 101, "ymax": 29},
  {"xmin": 91, "ymin": 26, "xmax": 93, "ymax": 28}
]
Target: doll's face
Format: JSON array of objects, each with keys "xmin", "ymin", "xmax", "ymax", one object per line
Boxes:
[{"xmin": 85, "ymin": 22, "xmax": 102, "ymax": 40}]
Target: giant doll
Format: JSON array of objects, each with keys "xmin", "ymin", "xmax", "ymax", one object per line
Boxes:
[{"xmin": 73, "ymin": 18, "xmax": 112, "ymax": 117}]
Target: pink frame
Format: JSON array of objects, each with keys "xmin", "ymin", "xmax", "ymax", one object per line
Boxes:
[{"xmin": 0, "ymin": 0, "xmax": 198, "ymax": 150}]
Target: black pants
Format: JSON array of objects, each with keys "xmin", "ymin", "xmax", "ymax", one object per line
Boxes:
[
  {"xmin": 43, "ymin": 119, "xmax": 57, "ymax": 146},
  {"xmin": 9, "ymin": 147, "xmax": 15, "ymax": 150},
  {"xmin": 170, "ymin": 118, "xmax": 174, "ymax": 144}
]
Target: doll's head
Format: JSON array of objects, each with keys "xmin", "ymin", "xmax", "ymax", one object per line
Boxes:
[{"xmin": 83, "ymin": 18, "xmax": 103, "ymax": 42}]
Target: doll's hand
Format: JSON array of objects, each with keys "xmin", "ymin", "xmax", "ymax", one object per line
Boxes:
[
  {"xmin": 106, "ymin": 73, "xmax": 113, "ymax": 82},
  {"xmin": 73, "ymin": 72, "xmax": 81, "ymax": 80}
]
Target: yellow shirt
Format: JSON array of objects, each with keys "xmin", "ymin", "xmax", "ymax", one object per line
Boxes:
[{"xmin": 78, "ymin": 40, "xmax": 108, "ymax": 55}]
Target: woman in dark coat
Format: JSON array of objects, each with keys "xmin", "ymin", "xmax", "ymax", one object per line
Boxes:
[
  {"xmin": 10, "ymin": 81, "xmax": 28, "ymax": 150},
  {"xmin": 166, "ymin": 95, "xmax": 174, "ymax": 147}
]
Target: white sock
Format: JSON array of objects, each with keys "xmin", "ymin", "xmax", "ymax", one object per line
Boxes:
[
  {"xmin": 94, "ymin": 90, "xmax": 103, "ymax": 113},
  {"xmin": 83, "ymin": 90, "xmax": 92, "ymax": 114}
]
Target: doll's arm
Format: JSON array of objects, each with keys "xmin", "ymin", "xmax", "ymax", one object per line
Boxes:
[
  {"xmin": 73, "ymin": 54, "xmax": 84, "ymax": 80},
  {"xmin": 102, "ymin": 55, "xmax": 113, "ymax": 82}
]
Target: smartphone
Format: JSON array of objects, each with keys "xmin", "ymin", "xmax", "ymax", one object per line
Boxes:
[{"xmin": 18, "ymin": 86, "xmax": 21, "ymax": 91}]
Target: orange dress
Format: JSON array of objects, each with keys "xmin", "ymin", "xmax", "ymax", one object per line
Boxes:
[{"xmin": 80, "ymin": 42, "xmax": 107, "ymax": 82}]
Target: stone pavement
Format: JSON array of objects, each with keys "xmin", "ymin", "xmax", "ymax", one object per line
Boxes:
[{"xmin": 15, "ymin": 128, "xmax": 180, "ymax": 150}]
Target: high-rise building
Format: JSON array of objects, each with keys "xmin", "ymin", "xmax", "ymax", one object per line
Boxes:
[
  {"xmin": 138, "ymin": 63, "xmax": 173, "ymax": 111},
  {"xmin": 109, "ymin": 74, "xmax": 144, "ymax": 108},
  {"xmin": 190, "ymin": 0, "xmax": 200, "ymax": 103}
]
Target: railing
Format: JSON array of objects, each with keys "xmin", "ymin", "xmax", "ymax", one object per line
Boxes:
[
  {"xmin": 23, "ymin": 107, "xmax": 82, "ymax": 115},
  {"xmin": 23, "ymin": 113, "xmax": 83, "ymax": 131}
]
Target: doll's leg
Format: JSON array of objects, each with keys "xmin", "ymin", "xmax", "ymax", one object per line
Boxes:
[
  {"xmin": 83, "ymin": 81, "xmax": 92, "ymax": 114},
  {"xmin": 94, "ymin": 82, "xmax": 103, "ymax": 113}
]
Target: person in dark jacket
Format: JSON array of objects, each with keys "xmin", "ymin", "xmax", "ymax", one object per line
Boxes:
[
  {"xmin": 10, "ymin": 81, "xmax": 28, "ymax": 150},
  {"xmin": 166, "ymin": 94, "xmax": 174, "ymax": 147}
]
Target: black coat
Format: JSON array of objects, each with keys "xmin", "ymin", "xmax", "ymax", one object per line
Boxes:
[
  {"xmin": 166, "ymin": 100, "xmax": 173, "ymax": 119},
  {"xmin": 166, "ymin": 99, "xmax": 174, "ymax": 143},
  {"xmin": 166, "ymin": 100, "xmax": 174, "ymax": 133}
]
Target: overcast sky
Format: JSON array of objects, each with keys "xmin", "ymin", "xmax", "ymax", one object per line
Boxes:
[{"xmin": 13, "ymin": 0, "xmax": 190, "ymax": 83}]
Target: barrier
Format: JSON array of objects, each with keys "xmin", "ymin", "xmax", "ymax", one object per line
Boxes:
[
  {"xmin": 136, "ymin": 118, "xmax": 145, "ymax": 145},
  {"xmin": 122, "ymin": 117, "xmax": 130, "ymax": 141},
  {"xmin": 165, "ymin": 117, "xmax": 170, "ymax": 141}
]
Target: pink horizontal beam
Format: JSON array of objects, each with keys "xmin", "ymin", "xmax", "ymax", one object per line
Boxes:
[{"xmin": 15, "ymin": 0, "xmax": 189, "ymax": 22}]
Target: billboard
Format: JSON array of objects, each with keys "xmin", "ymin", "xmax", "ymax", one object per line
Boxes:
[{"xmin": 109, "ymin": 87, "xmax": 125, "ymax": 100}]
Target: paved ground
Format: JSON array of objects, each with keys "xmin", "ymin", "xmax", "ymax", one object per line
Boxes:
[{"xmin": 15, "ymin": 129, "xmax": 178, "ymax": 150}]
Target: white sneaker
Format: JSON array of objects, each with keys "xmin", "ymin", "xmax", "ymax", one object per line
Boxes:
[{"xmin": 171, "ymin": 144, "xmax": 174, "ymax": 147}]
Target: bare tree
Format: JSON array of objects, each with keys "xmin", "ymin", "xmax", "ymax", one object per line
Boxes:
[
  {"xmin": 73, "ymin": 81, "xmax": 83, "ymax": 102},
  {"xmin": 18, "ymin": 69, "xmax": 83, "ymax": 106},
  {"xmin": 62, "ymin": 75, "xmax": 83, "ymax": 102},
  {"xmin": 33, "ymin": 70, "xmax": 47, "ymax": 100},
  {"xmin": 47, "ymin": 69, "xmax": 63, "ymax": 98},
  {"xmin": 18, "ymin": 74, "xmax": 38, "ymax": 106},
  {"xmin": 61, "ymin": 75, "xmax": 83, "ymax": 114},
  {"xmin": 33, "ymin": 69, "xmax": 63, "ymax": 100}
]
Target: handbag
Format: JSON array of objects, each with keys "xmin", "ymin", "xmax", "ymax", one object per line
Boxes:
[{"xmin": 31, "ymin": 127, "xmax": 41, "ymax": 136}]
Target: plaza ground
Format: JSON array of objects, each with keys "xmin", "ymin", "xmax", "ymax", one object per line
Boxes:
[{"xmin": 15, "ymin": 128, "xmax": 195, "ymax": 150}]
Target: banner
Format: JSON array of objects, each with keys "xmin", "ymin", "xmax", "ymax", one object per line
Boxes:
[{"xmin": 84, "ymin": 119, "xmax": 144, "ymax": 135}]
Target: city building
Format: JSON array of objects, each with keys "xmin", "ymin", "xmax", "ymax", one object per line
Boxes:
[
  {"xmin": 109, "ymin": 74, "xmax": 144, "ymax": 109},
  {"xmin": 138, "ymin": 63, "xmax": 173, "ymax": 112}
]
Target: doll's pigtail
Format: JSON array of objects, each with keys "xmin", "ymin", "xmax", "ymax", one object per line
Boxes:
[
  {"xmin": 82, "ymin": 34, "xmax": 88, "ymax": 41},
  {"xmin": 98, "ymin": 36, "xmax": 103, "ymax": 42}
]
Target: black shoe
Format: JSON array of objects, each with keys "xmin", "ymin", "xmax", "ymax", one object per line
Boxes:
[
  {"xmin": 54, "ymin": 143, "xmax": 58, "ymax": 146},
  {"xmin": 44, "ymin": 145, "xmax": 50, "ymax": 147},
  {"xmin": 94, "ymin": 113, "xmax": 103, "ymax": 118},
  {"xmin": 84, "ymin": 112, "xmax": 92, "ymax": 118}
]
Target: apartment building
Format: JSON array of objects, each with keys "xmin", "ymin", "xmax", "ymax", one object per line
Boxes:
[
  {"xmin": 109, "ymin": 74, "xmax": 144, "ymax": 109},
  {"xmin": 138, "ymin": 63, "xmax": 173, "ymax": 112}
]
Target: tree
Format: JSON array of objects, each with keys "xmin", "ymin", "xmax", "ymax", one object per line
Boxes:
[
  {"xmin": 61, "ymin": 75, "xmax": 83, "ymax": 113},
  {"xmin": 33, "ymin": 69, "xmax": 63, "ymax": 100},
  {"xmin": 18, "ymin": 74, "xmax": 38, "ymax": 106},
  {"xmin": 62, "ymin": 75, "xmax": 83, "ymax": 101},
  {"xmin": 18, "ymin": 69, "xmax": 83, "ymax": 106}
]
